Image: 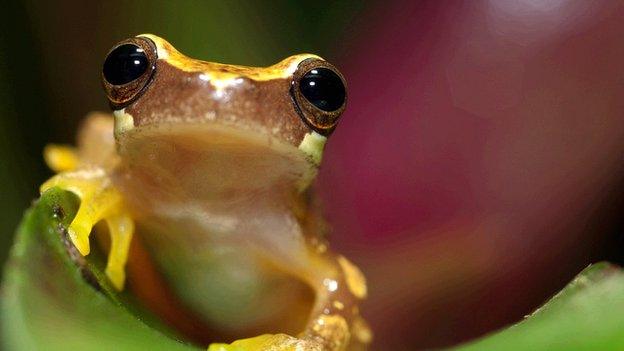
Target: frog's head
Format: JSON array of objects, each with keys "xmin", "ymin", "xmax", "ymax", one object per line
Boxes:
[{"xmin": 101, "ymin": 34, "xmax": 346, "ymax": 192}]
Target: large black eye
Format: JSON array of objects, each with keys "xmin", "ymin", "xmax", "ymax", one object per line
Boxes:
[
  {"xmin": 299, "ymin": 68, "xmax": 346, "ymax": 112},
  {"xmin": 101, "ymin": 37, "xmax": 157, "ymax": 108},
  {"xmin": 103, "ymin": 44, "xmax": 149, "ymax": 85},
  {"xmin": 291, "ymin": 59, "xmax": 347, "ymax": 135}
]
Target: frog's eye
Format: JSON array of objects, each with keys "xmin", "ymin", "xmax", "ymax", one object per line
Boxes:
[
  {"xmin": 102, "ymin": 37, "xmax": 157, "ymax": 108},
  {"xmin": 291, "ymin": 58, "xmax": 347, "ymax": 135}
]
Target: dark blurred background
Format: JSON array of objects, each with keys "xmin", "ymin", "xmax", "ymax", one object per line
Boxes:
[{"xmin": 3, "ymin": 1, "xmax": 624, "ymax": 350}]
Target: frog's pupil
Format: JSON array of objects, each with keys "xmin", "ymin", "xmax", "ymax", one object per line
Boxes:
[
  {"xmin": 103, "ymin": 44, "xmax": 149, "ymax": 85},
  {"xmin": 299, "ymin": 68, "xmax": 345, "ymax": 112}
]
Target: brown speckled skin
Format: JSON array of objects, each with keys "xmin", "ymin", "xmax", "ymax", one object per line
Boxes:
[
  {"xmin": 103, "ymin": 34, "xmax": 348, "ymax": 147},
  {"xmin": 125, "ymin": 60, "xmax": 311, "ymax": 146}
]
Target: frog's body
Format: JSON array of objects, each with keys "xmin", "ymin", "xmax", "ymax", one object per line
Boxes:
[{"xmin": 41, "ymin": 35, "xmax": 370, "ymax": 351}]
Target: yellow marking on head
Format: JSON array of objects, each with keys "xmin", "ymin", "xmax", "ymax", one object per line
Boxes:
[
  {"xmin": 44, "ymin": 144, "xmax": 79, "ymax": 172},
  {"xmin": 113, "ymin": 109, "xmax": 135, "ymax": 136},
  {"xmin": 138, "ymin": 34, "xmax": 321, "ymax": 85},
  {"xmin": 337, "ymin": 256, "xmax": 368, "ymax": 299},
  {"xmin": 298, "ymin": 131, "xmax": 327, "ymax": 165}
]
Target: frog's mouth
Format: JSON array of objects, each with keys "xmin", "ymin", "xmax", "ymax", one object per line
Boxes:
[
  {"xmin": 110, "ymin": 122, "xmax": 319, "ymax": 345},
  {"xmin": 114, "ymin": 107, "xmax": 327, "ymax": 165},
  {"xmin": 117, "ymin": 122, "xmax": 318, "ymax": 195}
]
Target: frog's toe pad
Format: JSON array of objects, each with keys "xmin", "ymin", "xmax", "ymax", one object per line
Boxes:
[
  {"xmin": 67, "ymin": 220, "xmax": 93, "ymax": 256},
  {"xmin": 105, "ymin": 264, "xmax": 126, "ymax": 291},
  {"xmin": 208, "ymin": 334, "xmax": 321, "ymax": 351}
]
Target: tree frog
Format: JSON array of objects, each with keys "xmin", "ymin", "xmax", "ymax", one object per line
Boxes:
[{"xmin": 41, "ymin": 35, "xmax": 370, "ymax": 351}]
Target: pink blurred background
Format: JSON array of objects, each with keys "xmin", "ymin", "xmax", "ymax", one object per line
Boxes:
[
  {"xmin": 320, "ymin": 1, "xmax": 624, "ymax": 349},
  {"xmin": 3, "ymin": 1, "xmax": 624, "ymax": 350}
]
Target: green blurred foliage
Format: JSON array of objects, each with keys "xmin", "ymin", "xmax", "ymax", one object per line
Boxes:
[
  {"xmin": 2, "ymin": 189, "xmax": 199, "ymax": 350},
  {"xmin": 453, "ymin": 263, "xmax": 624, "ymax": 351},
  {"xmin": 5, "ymin": 189, "xmax": 624, "ymax": 350},
  {"xmin": 0, "ymin": 0, "xmax": 369, "ymax": 277}
]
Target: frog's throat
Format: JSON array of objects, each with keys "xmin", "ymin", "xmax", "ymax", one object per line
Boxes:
[{"xmin": 112, "ymin": 108, "xmax": 327, "ymax": 169}]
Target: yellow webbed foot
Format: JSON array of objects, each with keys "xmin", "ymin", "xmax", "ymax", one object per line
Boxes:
[{"xmin": 40, "ymin": 168, "xmax": 133, "ymax": 291}]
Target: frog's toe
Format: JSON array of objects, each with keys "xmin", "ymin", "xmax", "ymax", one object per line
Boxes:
[
  {"xmin": 105, "ymin": 264, "xmax": 126, "ymax": 291},
  {"xmin": 43, "ymin": 144, "xmax": 79, "ymax": 172},
  {"xmin": 208, "ymin": 334, "xmax": 320, "ymax": 351},
  {"xmin": 67, "ymin": 221, "xmax": 92, "ymax": 256},
  {"xmin": 104, "ymin": 214, "xmax": 134, "ymax": 290}
]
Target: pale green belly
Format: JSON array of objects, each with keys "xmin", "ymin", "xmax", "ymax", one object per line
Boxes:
[{"xmin": 136, "ymin": 218, "xmax": 313, "ymax": 339}]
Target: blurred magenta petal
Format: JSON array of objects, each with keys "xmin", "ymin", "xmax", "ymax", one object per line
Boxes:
[{"xmin": 319, "ymin": 1, "xmax": 624, "ymax": 348}]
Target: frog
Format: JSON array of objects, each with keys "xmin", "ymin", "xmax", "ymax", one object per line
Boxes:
[{"xmin": 40, "ymin": 34, "xmax": 371, "ymax": 351}]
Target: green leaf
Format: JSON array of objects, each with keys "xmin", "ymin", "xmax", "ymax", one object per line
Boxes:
[
  {"xmin": 1, "ymin": 188, "xmax": 199, "ymax": 351},
  {"xmin": 4, "ymin": 189, "xmax": 624, "ymax": 351},
  {"xmin": 452, "ymin": 262, "xmax": 624, "ymax": 351}
]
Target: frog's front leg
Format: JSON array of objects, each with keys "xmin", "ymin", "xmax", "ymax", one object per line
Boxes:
[
  {"xmin": 296, "ymin": 250, "xmax": 371, "ymax": 351},
  {"xmin": 40, "ymin": 166, "xmax": 134, "ymax": 290},
  {"xmin": 258, "ymin": 245, "xmax": 371, "ymax": 350},
  {"xmin": 210, "ymin": 247, "xmax": 371, "ymax": 351}
]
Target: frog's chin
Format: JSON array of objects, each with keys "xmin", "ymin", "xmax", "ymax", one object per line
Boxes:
[{"xmin": 116, "ymin": 122, "xmax": 318, "ymax": 198}]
